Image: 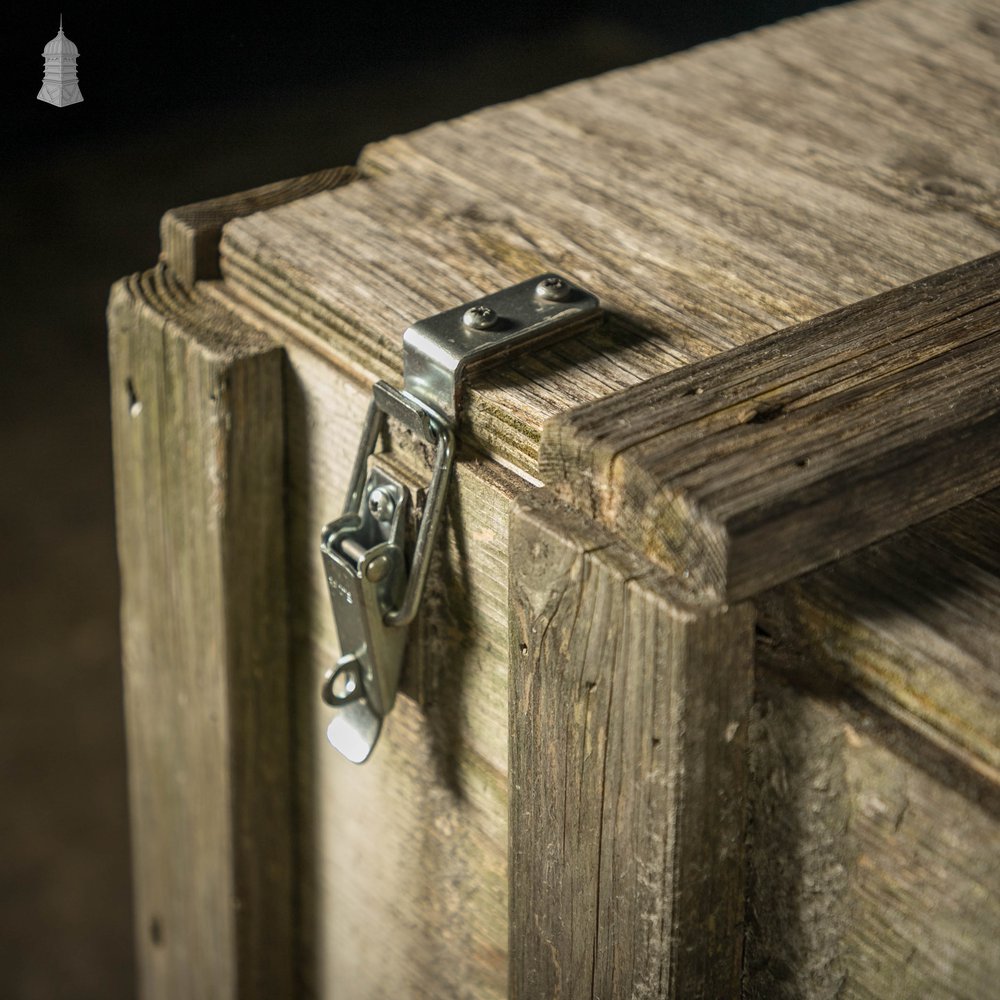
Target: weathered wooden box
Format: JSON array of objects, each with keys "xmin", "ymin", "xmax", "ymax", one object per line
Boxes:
[{"xmin": 109, "ymin": 1, "xmax": 1000, "ymax": 997}]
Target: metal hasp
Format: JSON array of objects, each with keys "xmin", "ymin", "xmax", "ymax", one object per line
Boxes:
[{"xmin": 321, "ymin": 274, "xmax": 601, "ymax": 763}]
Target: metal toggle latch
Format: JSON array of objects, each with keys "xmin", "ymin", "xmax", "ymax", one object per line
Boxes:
[{"xmin": 321, "ymin": 273, "xmax": 601, "ymax": 763}]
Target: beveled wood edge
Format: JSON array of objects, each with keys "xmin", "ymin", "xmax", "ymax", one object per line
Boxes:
[
  {"xmin": 108, "ymin": 265, "xmax": 294, "ymax": 998},
  {"xmin": 540, "ymin": 252, "xmax": 1000, "ymax": 602},
  {"xmin": 508, "ymin": 486, "xmax": 753, "ymax": 999},
  {"xmin": 160, "ymin": 165, "xmax": 359, "ymax": 287},
  {"xmin": 145, "ymin": 177, "xmax": 1000, "ymax": 999}
]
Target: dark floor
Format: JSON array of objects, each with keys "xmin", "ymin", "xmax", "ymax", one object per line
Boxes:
[{"xmin": 0, "ymin": 20, "xmax": 663, "ymax": 999}]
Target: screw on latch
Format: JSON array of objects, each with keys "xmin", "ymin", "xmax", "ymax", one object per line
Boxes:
[
  {"xmin": 462, "ymin": 304, "xmax": 499, "ymax": 330},
  {"xmin": 535, "ymin": 276, "xmax": 572, "ymax": 301},
  {"xmin": 368, "ymin": 486, "xmax": 396, "ymax": 522}
]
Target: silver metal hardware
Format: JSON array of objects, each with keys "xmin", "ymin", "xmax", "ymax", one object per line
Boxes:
[
  {"xmin": 321, "ymin": 273, "xmax": 600, "ymax": 763},
  {"xmin": 367, "ymin": 486, "xmax": 396, "ymax": 523},
  {"xmin": 535, "ymin": 275, "xmax": 572, "ymax": 301},
  {"xmin": 403, "ymin": 272, "xmax": 601, "ymax": 424},
  {"xmin": 320, "ymin": 396, "xmax": 453, "ymax": 764},
  {"xmin": 462, "ymin": 305, "xmax": 499, "ymax": 330}
]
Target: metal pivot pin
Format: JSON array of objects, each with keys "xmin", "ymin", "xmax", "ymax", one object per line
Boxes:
[{"xmin": 321, "ymin": 273, "xmax": 600, "ymax": 763}]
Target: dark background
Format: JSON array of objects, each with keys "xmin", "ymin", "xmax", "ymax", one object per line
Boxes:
[{"xmin": 1, "ymin": 3, "xmax": 836, "ymax": 997}]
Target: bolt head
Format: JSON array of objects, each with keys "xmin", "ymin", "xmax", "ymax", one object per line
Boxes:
[
  {"xmin": 365, "ymin": 553, "xmax": 391, "ymax": 583},
  {"xmin": 463, "ymin": 304, "xmax": 499, "ymax": 330},
  {"xmin": 535, "ymin": 276, "xmax": 572, "ymax": 302},
  {"xmin": 368, "ymin": 486, "xmax": 396, "ymax": 523}
]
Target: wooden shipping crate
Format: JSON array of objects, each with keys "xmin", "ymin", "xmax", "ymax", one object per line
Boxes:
[{"xmin": 108, "ymin": 0, "xmax": 1000, "ymax": 997}]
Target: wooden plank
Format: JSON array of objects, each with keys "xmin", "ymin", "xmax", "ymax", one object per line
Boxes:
[
  {"xmin": 747, "ymin": 662, "xmax": 1000, "ymax": 1000},
  {"xmin": 284, "ymin": 341, "xmax": 514, "ymax": 1000},
  {"xmin": 160, "ymin": 166, "xmax": 357, "ymax": 286},
  {"xmin": 217, "ymin": 0, "xmax": 1000, "ymax": 479},
  {"xmin": 747, "ymin": 489, "xmax": 1000, "ymax": 997},
  {"xmin": 757, "ymin": 487, "xmax": 1000, "ymax": 782},
  {"xmin": 119, "ymin": 2, "xmax": 1000, "ymax": 995},
  {"xmin": 509, "ymin": 488, "xmax": 754, "ymax": 999},
  {"xmin": 108, "ymin": 265, "xmax": 292, "ymax": 999},
  {"xmin": 202, "ymin": 286, "xmax": 517, "ymax": 998},
  {"xmin": 541, "ymin": 253, "xmax": 1000, "ymax": 601}
]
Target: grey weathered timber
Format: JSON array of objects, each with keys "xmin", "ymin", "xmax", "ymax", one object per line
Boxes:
[
  {"xmin": 541, "ymin": 253, "xmax": 1000, "ymax": 601},
  {"xmin": 280, "ymin": 371, "xmax": 513, "ymax": 1000},
  {"xmin": 219, "ymin": 0, "xmax": 1000, "ymax": 480},
  {"xmin": 509, "ymin": 489, "xmax": 754, "ymax": 1000},
  {"xmin": 160, "ymin": 166, "xmax": 357, "ymax": 287},
  {"xmin": 749, "ymin": 490, "xmax": 1000, "ymax": 999},
  {"xmin": 203, "ymin": 11, "xmax": 1000, "ymax": 995},
  {"xmin": 514, "ymin": 255, "xmax": 1000, "ymax": 997},
  {"xmin": 108, "ymin": 264, "xmax": 292, "ymax": 1000},
  {"xmin": 758, "ymin": 489, "xmax": 1000, "ymax": 783},
  {"xmin": 747, "ymin": 672, "xmax": 1000, "ymax": 1000},
  {"xmin": 209, "ymin": 273, "xmax": 515, "ymax": 996},
  {"xmin": 110, "ymin": 0, "xmax": 1000, "ymax": 996}
]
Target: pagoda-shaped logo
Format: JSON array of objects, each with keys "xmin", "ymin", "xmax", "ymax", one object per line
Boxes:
[{"xmin": 38, "ymin": 15, "xmax": 83, "ymax": 107}]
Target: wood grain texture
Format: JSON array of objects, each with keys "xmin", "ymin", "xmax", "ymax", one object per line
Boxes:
[
  {"xmin": 197, "ymin": 281, "xmax": 519, "ymax": 998},
  {"xmin": 757, "ymin": 487, "xmax": 1000, "ymax": 782},
  {"xmin": 219, "ymin": 0, "xmax": 999, "ymax": 480},
  {"xmin": 160, "ymin": 166, "xmax": 357, "ymax": 286},
  {"xmin": 279, "ymin": 339, "xmax": 516, "ymax": 1000},
  {"xmin": 510, "ymin": 488, "xmax": 754, "ymax": 1000},
  {"xmin": 117, "ymin": 1, "xmax": 1000, "ymax": 996},
  {"xmin": 747, "ymin": 667, "xmax": 1000, "ymax": 1000},
  {"xmin": 108, "ymin": 265, "xmax": 292, "ymax": 999},
  {"xmin": 747, "ymin": 489, "xmax": 1000, "ymax": 997},
  {"xmin": 542, "ymin": 253, "xmax": 1000, "ymax": 601}
]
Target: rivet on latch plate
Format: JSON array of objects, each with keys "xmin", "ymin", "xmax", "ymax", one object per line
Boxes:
[{"xmin": 321, "ymin": 273, "xmax": 601, "ymax": 763}]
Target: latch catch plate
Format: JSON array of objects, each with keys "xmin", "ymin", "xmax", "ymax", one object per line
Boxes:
[{"xmin": 403, "ymin": 273, "xmax": 600, "ymax": 424}]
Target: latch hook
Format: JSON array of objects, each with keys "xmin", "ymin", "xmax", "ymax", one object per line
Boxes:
[{"xmin": 320, "ymin": 389, "xmax": 454, "ymax": 763}]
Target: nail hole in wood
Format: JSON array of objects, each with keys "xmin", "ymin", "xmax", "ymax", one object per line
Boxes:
[
  {"xmin": 126, "ymin": 378, "xmax": 143, "ymax": 417},
  {"xmin": 747, "ymin": 403, "xmax": 784, "ymax": 424},
  {"xmin": 922, "ymin": 179, "xmax": 956, "ymax": 197}
]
